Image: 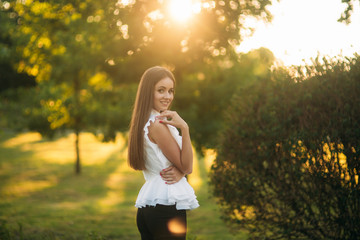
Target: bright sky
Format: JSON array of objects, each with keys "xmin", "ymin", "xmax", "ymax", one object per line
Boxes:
[{"xmin": 237, "ymin": 0, "xmax": 360, "ymax": 66}]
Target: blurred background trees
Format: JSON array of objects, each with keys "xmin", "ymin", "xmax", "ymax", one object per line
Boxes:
[
  {"xmin": 0, "ymin": 0, "xmax": 273, "ymax": 173},
  {"xmin": 1, "ymin": 0, "xmax": 360, "ymax": 238}
]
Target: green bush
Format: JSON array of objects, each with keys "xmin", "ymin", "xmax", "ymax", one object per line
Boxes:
[{"xmin": 210, "ymin": 55, "xmax": 360, "ymax": 239}]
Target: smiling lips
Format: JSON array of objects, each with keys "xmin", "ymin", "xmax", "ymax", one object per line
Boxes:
[{"xmin": 160, "ymin": 101, "xmax": 170, "ymax": 107}]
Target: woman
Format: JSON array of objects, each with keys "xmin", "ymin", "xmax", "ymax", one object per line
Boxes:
[{"xmin": 128, "ymin": 66, "xmax": 199, "ymax": 240}]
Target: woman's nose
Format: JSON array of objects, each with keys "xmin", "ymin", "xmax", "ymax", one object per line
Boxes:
[{"xmin": 164, "ymin": 92, "xmax": 171, "ymax": 98}]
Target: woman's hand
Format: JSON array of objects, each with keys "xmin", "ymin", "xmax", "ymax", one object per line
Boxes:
[
  {"xmin": 160, "ymin": 166, "xmax": 185, "ymax": 185},
  {"xmin": 156, "ymin": 110, "xmax": 188, "ymax": 131}
]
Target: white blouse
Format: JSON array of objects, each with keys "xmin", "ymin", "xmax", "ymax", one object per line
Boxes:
[{"xmin": 135, "ymin": 110, "xmax": 199, "ymax": 210}]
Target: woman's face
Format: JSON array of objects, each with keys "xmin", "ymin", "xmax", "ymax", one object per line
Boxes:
[{"xmin": 153, "ymin": 77, "xmax": 174, "ymax": 112}]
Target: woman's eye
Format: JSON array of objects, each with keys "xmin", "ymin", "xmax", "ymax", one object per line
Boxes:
[{"xmin": 158, "ymin": 89, "xmax": 164, "ymax": 93}]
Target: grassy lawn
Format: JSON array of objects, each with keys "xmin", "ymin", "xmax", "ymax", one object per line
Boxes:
[{"xmin": 0, "ymin": 131, "xmax": 246, "ymax": 240}]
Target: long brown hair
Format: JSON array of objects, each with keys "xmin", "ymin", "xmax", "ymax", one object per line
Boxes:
[{"xmin": 128, "ymin": 66, "xmax": 176, "ymax": 170}]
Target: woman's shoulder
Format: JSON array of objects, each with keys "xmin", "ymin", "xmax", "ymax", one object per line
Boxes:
[
  {"xmin": 144, "ymin": 111, "xmax": 158, "ymax": 130},
  {"xmin": 147, "ymin": 119, "xmax": 171, "ymax": 138}
]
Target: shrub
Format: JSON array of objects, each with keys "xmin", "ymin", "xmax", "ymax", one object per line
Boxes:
[{"xmin": 210, "ymin": 55, "xmax": 360, "ymax": 239}]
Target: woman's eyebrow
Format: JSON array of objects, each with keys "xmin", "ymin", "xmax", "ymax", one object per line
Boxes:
[{"xmin": 157, "ymin": 86, "xmax": 173, "ymax": 89}]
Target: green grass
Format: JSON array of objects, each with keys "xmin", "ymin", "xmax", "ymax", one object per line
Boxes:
[{"xmin": 0, "ymin": 131, "xmax": 246, "ymax": 240}]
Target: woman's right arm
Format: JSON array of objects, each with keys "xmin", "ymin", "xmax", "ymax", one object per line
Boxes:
[{"xmin": 160, "ymin": 166, "xmax": 185, "ymax": 184}]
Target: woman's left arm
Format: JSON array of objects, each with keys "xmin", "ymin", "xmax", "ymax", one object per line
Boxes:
[
  {"xmin": 155, "ymin": 110, "xmax": 193, "ymax": 174},
  {"xmin": 151, "ymin": 110, "xmax": 192, "ymax": 183}
]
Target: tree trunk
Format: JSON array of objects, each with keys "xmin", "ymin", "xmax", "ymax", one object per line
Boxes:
[
  {"xmin": 75, "ymin": 128, "xmax": 81, "ymax": 174},
  {"xmin": 74, "ymin": 74, "xmax": 82, "ymax": 175}
]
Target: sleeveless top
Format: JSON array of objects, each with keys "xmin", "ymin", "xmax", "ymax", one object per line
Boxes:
[{"xmin": 135, "ymin": 110, "xmax": 199, "ymax": 210}]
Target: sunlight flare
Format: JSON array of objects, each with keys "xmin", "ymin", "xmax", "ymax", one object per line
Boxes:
[
  {"xmin": 168, "ymin": 0, "xmax": 200, "ymax": 22},
  {"xmin": 168, "ymin": 217, "xmax": 186, "ymax": 235},
  {"xmin": 237, "ymin": 0, "xmax": 360, "ymax": 66},
  {"xmin": 203, "ymin": 148, "xmax": 217, "ymax": 171}
]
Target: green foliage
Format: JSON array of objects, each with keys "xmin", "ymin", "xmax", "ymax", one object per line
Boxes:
[
  {"xmin": 1, "ymin": 0, "xmax": 357, "ymax": 145},
  {"xmin": 1, "ymin": 0, "xmax": 276, "ymax": 167},
  {"xmin": 0, "ymin": 87, "xmax": 52, "ymax": 137},
  {"xmin": 174, "ymin": 47, "xmax": 275, "ymax": 152},
  {"xmin": 0, "ymin": 220, "xmax": 11, "ymax": 240},
  {"xmin": 85, "ymin": 82, "xmax": 137, "ymax": 141},
  {"xmin": 210, "ymin": 54, "xmax": 360, "ymax": 239},
  {"xmin": 1, "ymin": 0, "xmax": 274, "ymax": 124},
  {"xmin": 0, "ymin": 1, "xmax": 36, "ymax": 92}
]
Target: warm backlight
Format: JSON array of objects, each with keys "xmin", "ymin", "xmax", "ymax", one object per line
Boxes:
[{"xmin": 168, "ymin": 0, "xmax": 201, "ymax": 22}]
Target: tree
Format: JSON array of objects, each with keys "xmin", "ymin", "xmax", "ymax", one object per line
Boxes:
[
  {"xmin": 2, "ymin": 0, "xmax": 129, "ymax": 173},
  {"xmin": 210, "ymin": 55, "xmax": 360, "ymax": 239},
  {"xmin": 2, "ymin": 0, "xmax": 274, "ymax": 173},
  {"xmin": 338, "ymin": 0, "xmax": 360, "ymax": 23},
  {"xmin": 0, "ymin": 1, "xmax": 36, "ymax": 92},
  {"xmin": 173, "ymin": 47, "xmax": 275, "ymax": 152}
]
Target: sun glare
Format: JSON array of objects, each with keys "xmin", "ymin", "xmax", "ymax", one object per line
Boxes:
[
  {"xmin": 237, "ymin": 0, "xmax": 360, "ymax": 66},
  {"xmin": 168, "ymin": 0, "xmax": 200, "ymax": 22}
]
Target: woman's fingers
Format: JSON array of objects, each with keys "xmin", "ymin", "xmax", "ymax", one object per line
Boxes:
[
  {"xmin": 160, "ymin": 170, "xmax": 173, "ymax": 179},
  {"xmin": 160, "ymin": 167, "xmax": 171, "ymax": 175},
  {"xmin": 156, "ymin": 110, "xmax": 187, "ymax": 129},
  {"xmin": 160, "ymin": 166, "xmax": 184, "ymax": 185},
  {"xmin": 160, "ymin": 110, "xmax": 179, "ymax": 119},
  {"xmin": 160, "ymin": 173, "xmax": 173, "ymax": 184}
]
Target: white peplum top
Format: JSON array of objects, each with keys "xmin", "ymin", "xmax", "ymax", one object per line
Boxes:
[{"xmin": 135, "ymin": 110, "xmax": 199, "ymax": 210}]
